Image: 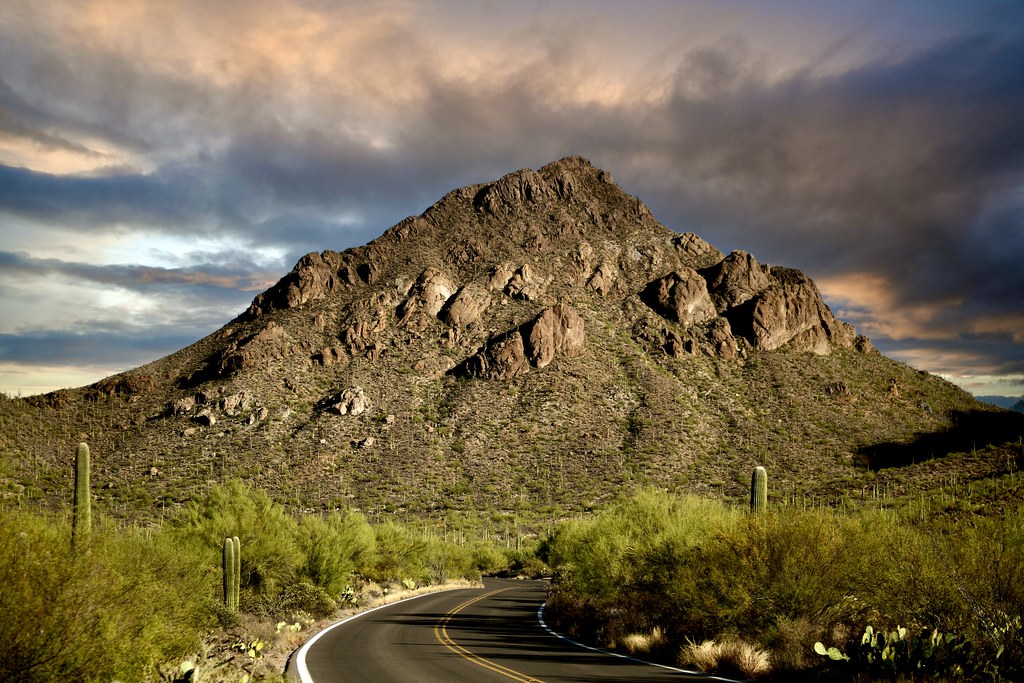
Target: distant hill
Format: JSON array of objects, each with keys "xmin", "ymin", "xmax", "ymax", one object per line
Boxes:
[
  {"xmin": 978, "ymin": 395, "xmax": 1024, "ymax": 412},
  {"xmin": 1, "ymin": 157, "xmax": 1021, "ymax": 519}
]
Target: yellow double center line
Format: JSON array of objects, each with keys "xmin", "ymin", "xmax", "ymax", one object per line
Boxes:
[{"xmin": 434, "ymin": 587, "xmax": 547, "ymax": 683}]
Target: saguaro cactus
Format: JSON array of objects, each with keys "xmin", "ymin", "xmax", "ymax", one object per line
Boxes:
[
  {"xmin": 750, "ymin": 465, "xmax": 768, "ymax": 513},
  {"xmin": 72, "ymin": 442, "xmax": 91, "ymax": 549},
  {"xmin": 224, "ymin": 536, "xmax": 241, "ymax": 611},
  {"xmin": 232, "ymin": 535, "xmax": 241, "ymax": 611}
]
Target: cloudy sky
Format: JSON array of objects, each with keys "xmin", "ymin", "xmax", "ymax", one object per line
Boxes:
[{"xmin": 1, "ymin": 0, "xmax": 1022, "ymax": 398}]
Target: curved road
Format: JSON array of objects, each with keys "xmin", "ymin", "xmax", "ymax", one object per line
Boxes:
[{"xmin": 297, "ymin": 578, "xmax": 726, "ymax": 682}]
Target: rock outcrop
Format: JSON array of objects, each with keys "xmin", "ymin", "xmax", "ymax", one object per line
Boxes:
[
  {"xmin": 523, "ymin": 303, "xmax": 586, "ymax": 368},
  {"xmin": 641, "ymin": 269, "xmax": 717, "ymax": 327},
  {"xmin": 451, "ymin": 303, "xmax": 586, "ymax": 380},
  {"xmin": 701, "ymin": 251, "xmax": 771, "ymax": 311},
  {"xmin": 673, "ymin": 232, "xmax": 725, "ymax": 268},
  {"xmin": 215, "ymin": 322, "xmax": 292, "ymax": 377},
  {"xmin": 440, "ymin": 284, "xmax": 491, "ymax": 327},
  {"xmin": 640, "ymin": 252, "xmax": 854, "ymax": 356},
  {"xmin": 319, "ymin": 387, "xmax": 370, "ymax": 416},
  {"xmin": 397, "ymin": 267, "xmax": 457, "ymax": 334},
  {"xmin": 723, "ymin": 267, "xmax": 855, "ymax": 353}
]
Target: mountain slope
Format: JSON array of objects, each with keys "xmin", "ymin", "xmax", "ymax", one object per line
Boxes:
[{"xmin": 1, "ymin": 157, "xmax": 1017, "ymax": 518}]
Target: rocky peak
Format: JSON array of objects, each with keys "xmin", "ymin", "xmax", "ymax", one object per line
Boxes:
[{"xmin": 225, "ymin": 155, "xmax": 862, "ymax": 401}]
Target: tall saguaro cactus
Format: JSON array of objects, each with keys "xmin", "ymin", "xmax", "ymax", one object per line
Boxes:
[
  {"xmin": 223, "ymin": 536, "xmax": 241, "ymax": 612},
  {"xmin": 72, "ymin": 442, "xmax": 91, "ymax": 550},
  {"xmin": 750, "ymin": 465, "xmax": 768, "ymax": 513}
]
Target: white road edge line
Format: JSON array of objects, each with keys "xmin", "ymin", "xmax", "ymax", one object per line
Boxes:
[
  {"xmin": 536, "ymin": 603, "xmax": 745, "ymax": 683},
  {"xmin": 295, "ymin": 588, "xmax": 463, "ymax": 683}
]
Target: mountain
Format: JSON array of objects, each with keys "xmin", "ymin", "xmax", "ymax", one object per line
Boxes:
[
  {"xmin": 978, "ymin": 396, "xmax": 1024, "ymax": 412},
  {"xmin": 1, "ymin": 157, "xmax": 1020, "ymax": 518}
]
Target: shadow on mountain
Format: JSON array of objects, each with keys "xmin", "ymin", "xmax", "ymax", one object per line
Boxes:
[{"xmin": 856, "ymin": 409, "xmax": 1024, "ymax": 470}]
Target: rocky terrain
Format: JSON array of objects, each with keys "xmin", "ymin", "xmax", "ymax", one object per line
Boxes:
[{"xmin": 1, "ymin": 157, "xmax": 1019, "ymax": 519}]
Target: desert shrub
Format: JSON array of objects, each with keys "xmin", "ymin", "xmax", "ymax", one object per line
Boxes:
[
  {"xmin": 548, "ymin": 490, "xmax": 1024, "ymax": 681},
  {"xmin": 296, "ymin": 510, "xmax": 377, "ymax": 596},
  {"xmin": 422, "ymin": 535, "xmax": 476, "ymax": 583},
  {"xmin": 547, "ymin": 489, "xmax": 734, "ymax": 597},
  {"xmin": 546, "ymin": 490, "xmax": 738, "ymax": 641},
  {"xmin": 468, "ymin": 540, "xmax": 510, "ymax": 576},
  {"xmin": 173, "ymin": 479, "xmax": 302, "ymax": 594},
  {"xmin": 274, "ymin": 581, "xmax": 337, "ymax": 619},
  {"xmin": 505, "ymin": 545, "xmax": 548, "ymax": 578},
  {"xmin": 368, "ymin": 521, "xmax": 428, "ymax": 582},
  {"xmin": 716, "ymin": 509, "xmax": 876, "ymax": 635},
  {"xmin": 0, "ymin": 509, "xmax": 209, "ymax": 682}
]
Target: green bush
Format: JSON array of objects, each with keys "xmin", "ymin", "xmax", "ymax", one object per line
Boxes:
[
  {"xmin": 173, "ymin": 479, "xmax": 302, "ymax": 594},
  {"xmin": 469, "ymin": 541, "xmax": 511, "ymax": 576},
  {"xmin": 545, "ymin": 490, "xmax": 1024, "ymax": 681},
  {"xmin": 368, "ymin": 522, "xmax": 428, "ymax": 583},
  {"xmin": 274, "ymin": 581, "xmax": 338, "ymax": 619},
  {"xmin": 296, "ymin": 510, "xmax": 377, "ymax": 596},
  {"xmin": 0, "ymin": 510, "xmax": 209, "ymax": 682}
]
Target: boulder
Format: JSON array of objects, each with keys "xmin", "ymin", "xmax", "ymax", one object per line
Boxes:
[
  {"xmin": 313, "ymin": 346, "xmax": 347, "ymax": 367},
  {"xmin": 673, "ymin": 232, "xmax": 724, "ymax": 269},
  {"xmin": 457, "ymin": 330, "xmax": 530, "ymax": 380},
  {"xmin": 641, "ymin": 269, "xmax": 717, "ymax": 326},
  {"xmin": 440, "ymin": 283, "xmax": 492, "ymax": 327},
  {"xmin": 706, "ymin": 318, "xmax": 738, "ymax": 359},
  {"xmin": 523, "ymin": 303, "xmax": 586, "ymax": 368},
  {"xmin": 320, "ymin": 387, "xmax": 371, "ymax": 416},
  {"xmin": 169, "ymin": 396, "xmax": 196, "ymax": 416},
  {"xmin": 488, "ymin": 261, "xmax": 518, "ymax": 290},
  {"xmin": 220, "ymin": 390, "xmax": 254, "ymax": 417},
  {"xmin": 567, "ymin": 241, "xmax": 593, "ymax": 285},
  {"xmin": 398, "ymin": 267, "xmax": 457, "ymax": 320},
  {"xmin": 701, "ymin": 250, "xmax": 771, "ymax": 311},
  {"xmin": 343, "ymin": 317, "xmax": 387, "ymax": 355},
  {"xmin": 450, "ymin": 304, "xmax": 586, "ymax": 380},
  {"xmin": 504, "ymin": 264, "xmax": 546, "ymax": 301},
  {"xmin": 192, "ymin": 409, "xmax": 216, "ymax": 427},
  {"xmin": 663, "ymin": 330, "xmax": 695, "ymax": 357},
  {"xmin": 587, "ymin": 262, "xmax": 617, "ymax": 296},
  {"xmin": 725, "ymin": 267, "xmax": 855, "ymax": 354}
]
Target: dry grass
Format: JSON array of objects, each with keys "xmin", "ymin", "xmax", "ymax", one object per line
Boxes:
[
  {"xmin": 682, "ymin": 638, "xmax": 771, "ymax": 679},
  {"xmin": 620, "ymin": 627, "xmax": 666, "ymax": 654}
]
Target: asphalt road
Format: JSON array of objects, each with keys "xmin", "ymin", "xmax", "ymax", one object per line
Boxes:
[{"xmin": 296, "ymin": 578, "xmax": 725, "ymax": 682}]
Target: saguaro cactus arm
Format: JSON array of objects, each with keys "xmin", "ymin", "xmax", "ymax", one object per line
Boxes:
[{"xmin": 232, "ymin": 536, "xmax": 241, "ymax": 611}]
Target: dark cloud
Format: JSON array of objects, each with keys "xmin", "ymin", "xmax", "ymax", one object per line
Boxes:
[
  {"xmin": 0, "ymin": 2, "xmax": 1022, "ymax": 392},
  {"xmin": 613, "ymin": 30, "xmax": 1024, "ymax": 376},
  {"xmin": 0, "ymin": 326, "xmax": 203, "ymax": 367},
  {"xmin": 0, "ymin": 250, "xmax": 272, "ymax": 297}
]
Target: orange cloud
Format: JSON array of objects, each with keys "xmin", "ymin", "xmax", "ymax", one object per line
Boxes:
[{"xmin": 816, "ymin": 271, "xmax": 964, "ymax": 341}]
